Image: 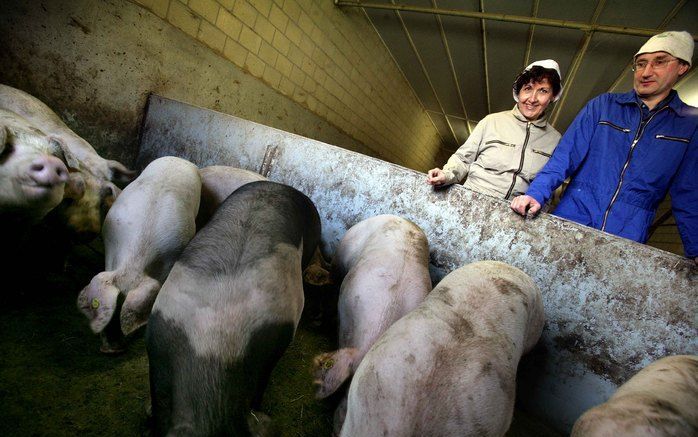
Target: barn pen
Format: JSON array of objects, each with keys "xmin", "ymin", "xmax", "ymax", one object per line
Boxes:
[
  {"xmin": 138, "ymin": 94, "xmax": 696, "ymax": 434},
  {"xmin": 1, "ymin": 0, "xmax": 696, "ymax": 435}
]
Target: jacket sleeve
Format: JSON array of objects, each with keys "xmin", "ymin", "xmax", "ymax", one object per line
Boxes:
[
  {"xmin": 441, "ymin": 116, "xmax": 487, "ymax": 185},
  {"xmin": 525, "ymin": 97, "xmax": 600, "ymax": 206},
  {"xmin": 669, "ymin": 128, "xmax": 698, "ymax": 258}
]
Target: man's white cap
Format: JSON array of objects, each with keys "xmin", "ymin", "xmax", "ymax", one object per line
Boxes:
[
  {"xmin": 634, "ymin": 30, "xmax": 694, "ymax": 67},
  {"xmin": 512, "ymin": 59, "xmax": 564, "ymax": 102}
]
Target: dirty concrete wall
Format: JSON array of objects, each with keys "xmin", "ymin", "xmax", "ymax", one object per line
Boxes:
[
  {"xmin": 138, "ymin": 94, "xmax": 697, "ymax": 434},
  {"xmin": 0, "ymin": 0, "xmax": 441, "ymax": 171}
]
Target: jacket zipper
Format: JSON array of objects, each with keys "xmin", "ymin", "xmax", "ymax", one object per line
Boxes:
[
  {"xmin": 504, "ymin": 122, "xmax": 531, "ymax": 199},
  {"xmin": 598, "ymin": 121, "xmax": 631, "ymax": 133},
  {"xmin": 485, "ymin": 140, "xmax": 517, "ymax": 147},
  {"xmin": 600, "ymin": 105, "xmax": 668, "ymax": 231},
  {"xmin": 655, "ymin": 134, "xmax": 689, "ymax": 143}
]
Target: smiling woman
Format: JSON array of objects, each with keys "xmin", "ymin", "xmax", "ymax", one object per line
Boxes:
[{"xmin": 425, "ymin": 59, "xmax": 564, "ymax": 200}]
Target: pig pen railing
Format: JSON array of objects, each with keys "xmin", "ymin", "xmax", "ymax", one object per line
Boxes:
[{"xmin": 137, "ymin": 94, "xmax": 697, "ymax": 434}]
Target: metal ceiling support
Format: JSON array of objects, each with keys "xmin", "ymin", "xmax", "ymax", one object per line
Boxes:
[
  {"xmin": 334, "ymin": 0, "xmax": 698, "ymax": 40},
  {"xmin": 359, "ymin": 6, "xmax": 447, "ymax": 147},
  {"xmin": 523, "ymin": 0, "xmax": 540, "ymax": 68},
  {"xmin": 480, "ymin": 0, "xmax": 491, "ymax": 115},
  {"xmin": 433, "ymin": 0, "xmax": 471, "ymax": 136},
  {"xmin": 606, "ymin": 0, "xmax": 688, "ymax": 94},
  {"xmin": 550, "ymin": 0, "xmax": 606, "ymax": 126},
  {"xmin": 390, "ymin": 0, "xmax": 460, "ymax": 146}
]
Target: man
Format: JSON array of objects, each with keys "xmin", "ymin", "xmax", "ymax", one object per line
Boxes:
[
  {"xmin": 511, "ymin": 31, "xmax": 697, "ymax": 263},
  {"xmin": 426, "ymin": 60, "xmax": 563, "ymax": 200}
]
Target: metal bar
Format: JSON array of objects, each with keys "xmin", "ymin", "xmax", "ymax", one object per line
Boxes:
[
  {"xmin": 334, "ymin": 0, "xmax": 698, "ymax": 40},
  {"xmin": 551, "ymin": 0, "xmax": 606, "ymax": 126},
  {"xmin": 433, "ymin": 0, "xmax": 470, "ymax": 136},
  {"xmin": 358, "ymin": 7, "xmax": 447, "ymax": 150},
  {"xmin": 523, "ymin": 0, "xmax": 540, "ymax": 68},
  {"xmin": 648, "ymin": 209, "xmax": 674, "ymax": 237},
  {"xmin": 480, "ymin": 0, "xmax": 491, "ymax": 115},
  {"xmin": 391, "ymin": 0, "xmax": 459, "ymax": 145}
]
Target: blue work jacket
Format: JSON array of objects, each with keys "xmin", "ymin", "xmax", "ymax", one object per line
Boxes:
[{"xmin": 526, "ymin": 90, "xmax": 698, "ymax": 258}]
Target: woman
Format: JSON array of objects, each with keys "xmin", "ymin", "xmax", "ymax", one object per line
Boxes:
[{"xmin": 426, "ymin": 59, "xmax": 563, "ymax": 200}]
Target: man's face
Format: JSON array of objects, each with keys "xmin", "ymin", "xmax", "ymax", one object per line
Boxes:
[{"xmin": 633, "ymin": 51, "xmax": 689, "ymax": 100}]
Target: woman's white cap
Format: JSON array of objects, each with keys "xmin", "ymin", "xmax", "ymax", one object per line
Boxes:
[
  {"xmin": 634, "ymin": 30, "xmax": 694, "ymax": 67},
  {"xmin": 513, "ymin": 59, "xmax": 564, "ymax": 102}
]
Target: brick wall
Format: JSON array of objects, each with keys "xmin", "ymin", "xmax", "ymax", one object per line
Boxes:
[{"xmin": 131, "ymin": 0, "xmax": 443, "ymax": 172}]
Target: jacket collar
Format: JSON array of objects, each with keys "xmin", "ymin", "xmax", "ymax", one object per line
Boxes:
[
  {"xmin": 614, "ymin": 89, "xmax": 692, "ymax": 117},
  {"xmin": 511, "ymin": 105, "xmax": 549, "ymax": 127}
]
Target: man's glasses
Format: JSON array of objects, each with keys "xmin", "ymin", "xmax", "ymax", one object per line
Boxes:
[{"xmin": 632, "ymin": 57, "xmax": 679, "ymax": 72}]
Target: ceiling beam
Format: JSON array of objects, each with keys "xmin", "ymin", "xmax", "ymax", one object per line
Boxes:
[
  {"xmin": 550, "ymin": 0, "xmax": 606, "ymax": 126},
  {"xmin": 523, "ymin": 0, "xmax": 540, "ymax": 68},
  {"xmin": 389, "ymin": 0, "xmax": 460, "ymax": 145},
  {"xmin": 432, "ymin": 0, "xmax": 471, "ymax": 136},
  {"xmin": 334, "ymin": 1, "xmax": 698, "ymax": 40}
]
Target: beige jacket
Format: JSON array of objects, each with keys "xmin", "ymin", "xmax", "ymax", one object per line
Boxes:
[{"xmin": 442, "ymin": 106, "xmax": 561, "ymax": 199}]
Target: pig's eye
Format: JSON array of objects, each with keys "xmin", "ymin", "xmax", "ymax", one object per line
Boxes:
[{"xmin": 0, "ymin": 141, "xmax": 14, "ymax": 163}]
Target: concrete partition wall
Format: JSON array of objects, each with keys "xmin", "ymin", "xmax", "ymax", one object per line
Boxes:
[{"xmin": 138, "ymin": 94, "xmax": 697, "ymax": 433}]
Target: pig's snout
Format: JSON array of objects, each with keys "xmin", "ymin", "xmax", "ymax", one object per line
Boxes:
[{"xmin": 29, "ymin": 155, "xmax": 69, "ymax": 186}]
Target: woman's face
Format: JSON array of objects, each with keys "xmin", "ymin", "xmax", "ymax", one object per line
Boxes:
[{"xmin": 516, "ymin": 78, "xmax": 554, "ymax": 121}]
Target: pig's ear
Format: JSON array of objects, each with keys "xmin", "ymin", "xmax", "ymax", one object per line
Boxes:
[
  {"xmin": 76, "ymin": 272, "xmax": 120, "ymax": 334},
  {"xmin": 312, "ymin": 348, "xmax": 359, "ymax": 399},
  {"xmin": 303, "ymin": 247, "xmax": 333, "ymax": 286},
  {"xmin": 120, "ymin": 276, "xmax": 161, "ymax": 336},
  {"xmin": 303, "ymin": 263, "xmax": 332, "ymax": 286},
  {"xmin": 49, "ymin": 136, "xmax": 80, "ymax": 170},
  {"xmin": 107, "ymin": 159, "xmax": 137, "ymax": 186},
  {"xmin": 64, "ymin": 172, "xmax": 86, "ymax": 200}
]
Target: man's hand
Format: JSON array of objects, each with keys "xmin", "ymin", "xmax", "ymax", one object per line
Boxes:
[
  {"xmin": 510, "ymin": 195, "xmax": 542, "ymax": 217},
  {"xmin": 426, "ymin": 168, "xmax": 446, "ymax": 186}
]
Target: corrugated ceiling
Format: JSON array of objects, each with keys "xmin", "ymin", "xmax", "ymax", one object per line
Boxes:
[{"xmin": 339, "ymin": 0, "xmax": 698, "ymax": 153}]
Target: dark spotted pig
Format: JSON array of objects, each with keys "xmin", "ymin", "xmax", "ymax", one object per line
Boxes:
[
  {"xmin": 0, "ymin": 84, "xmax": 135, "ymax": 238},
  {"xmin": 196, "ymin": 165, "xmax": 266, "ymax": 228},
  {"xmin": 77, "ymin": 156, "xmax": 200, "ymax": 353},
  {"xmin": 340, "ymin": 260, "xmax": 544, "ymax": 437},
  {"xmin": 0, "ymin": 108, "xmax": 69, "ymax": 220},
  {"xmin": 571, "ymin": 354, "xmax": 698, "ymax": 437},
  {"xmin": 313, "ymin": 214, "xmax": 431, "ymax": 433},
  {"xmin": 146, "ymin": 180, "xmax": 321, "ymax": 436}
]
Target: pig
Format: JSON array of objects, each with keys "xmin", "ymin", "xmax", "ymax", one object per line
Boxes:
[
  {"xmin": 571, "ymin": 354, "xmax": 698, "ymax": 437},
  {"xmin": 0, "ymin": 108, "xmax": 69, "ymax": 220},
  {"xmin": 0, "ymin": 84, "xmax": 136, "ymax": 238},
  {"xmin": 146, "ymin": 180, "xmax": 321, "ymax": 436},
  {"xmin": 340, "ymin": 260, "xmax": 544, "ymax": 437},
  {"xmin": 77, "ymin": 156, "xmax": 201, "ymax": 354},
  {"xmin": 196, "ymin": 165, "xmax": 266, "ymax": 228},
  {"xmin": 313, "ymin": 214, "xmax": 432, "ymax": 434}
]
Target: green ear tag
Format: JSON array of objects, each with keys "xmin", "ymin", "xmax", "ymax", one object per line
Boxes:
[
  {"xmin": 91, "ymin": 298, "xmax": 100, "ymax": 309},
  {"xmin": 323, "ymin": 359, "xmax": 335, "ymax": 370}
]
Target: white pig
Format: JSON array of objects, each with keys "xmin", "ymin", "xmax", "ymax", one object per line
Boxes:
[
  {"xmin": 571, "ymin": 354, "xmax": 698, "ymax": 437},
  {"xmin": 313, "ymin": 214, "xmax": 431, "ymax": 433},
  {"xmin": 0, "ymin": 84, "xmax": 136, "ymax": 238},
  {"xmin": 196, "ymin": 165, "xmax": 266, "ymax": 228},
  {"xmin": 0, "ymin": 108, "xmax": 69, "ymax": 220},
  {"xmin": 76, "ymin": 156, "xmax": 200, "ymax": 353},
  {"xmin": 340, "ymin": 260, "xmax": 544, "ymax": 437}
]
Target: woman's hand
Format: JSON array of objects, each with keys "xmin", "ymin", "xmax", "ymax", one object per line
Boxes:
[{"xmin": 426, "ymin": 168, "xmax": 446, "ymax": 186}]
